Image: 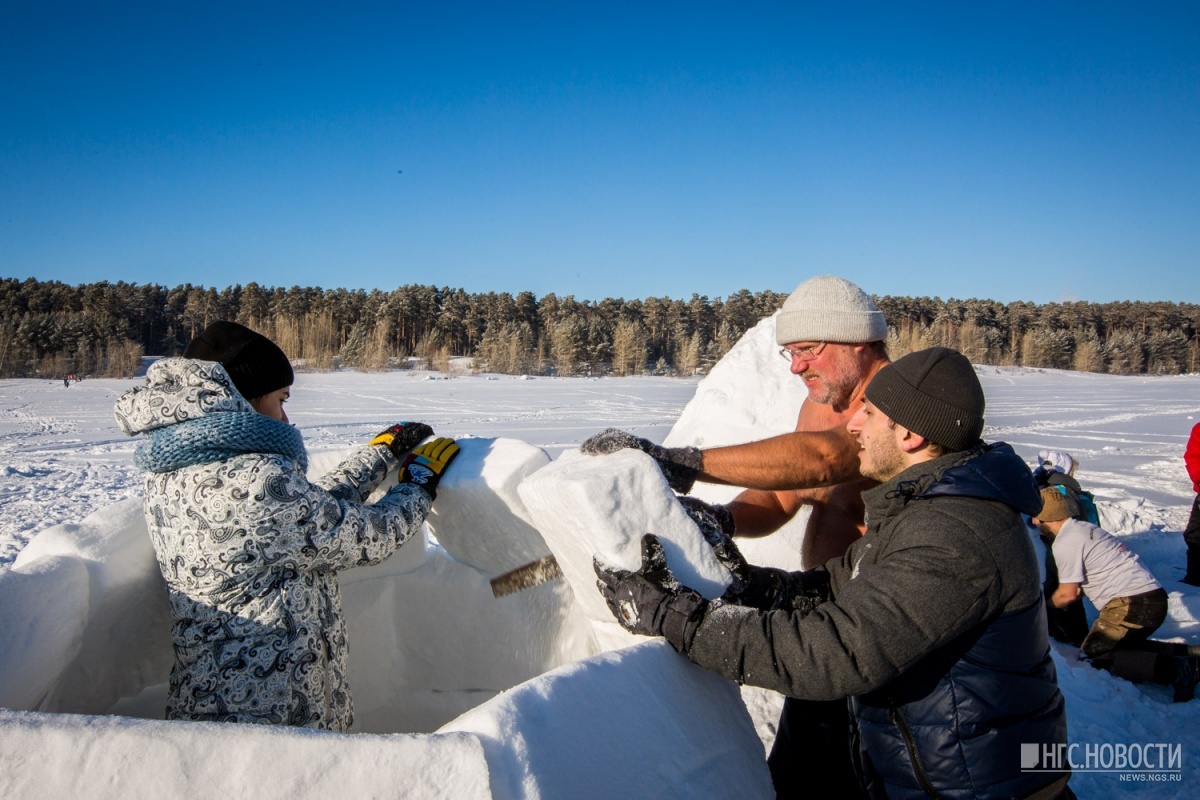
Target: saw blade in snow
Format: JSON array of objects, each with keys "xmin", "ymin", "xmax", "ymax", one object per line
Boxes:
[{"xmin": 489, "ymin": 555, "xmax": 565, "ymax": 597}]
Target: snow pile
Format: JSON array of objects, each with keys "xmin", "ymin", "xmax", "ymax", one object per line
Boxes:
[
  {"xmin": 666, "ymin": 313, "xmax": 809, "ymax": 572},
  {"xmin": 665, "ymin": 314, "xmax": 802, "ymax": 453}
]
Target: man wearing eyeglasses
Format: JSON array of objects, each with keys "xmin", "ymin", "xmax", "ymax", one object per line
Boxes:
[
  {"xmin": 582, "ymin": 274, "xmax": 891, "ymax": 797},
  {"xmin": 585, "ymin": 274, "xmax": 890, "ymax": 565},
  {"xmin": 732, "ymin": 276, "xmax": 891, "ymax": 567}
]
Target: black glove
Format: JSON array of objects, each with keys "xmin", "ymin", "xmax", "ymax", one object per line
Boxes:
[
  {"xmin": 726, "ymin": 565, "xmax": 831, "ymax": 614},
  {"xmin": 677, "ymin": 496, "xmax": 829, "ymax": 613},
  {"xmin": 677, "ymin": 496, "xmax": 736, "ymax": 537},
  {"xmin": 580, "ymin": 428, "xmax": 703, "ymax": 493},
  {"xmin": 397, "ymin": 437, "xmax": 459, "ymax": 499},
  {"xmin": 370, "ymin": 422, "xmax": 434, "ymax": 460},
  {"xmin": 677, "ymin": 495, "xmax": 748, "ymax": 581},
  {"xmin": 593, "ymin": 534, "xmax": 707, "ymax": 654}
]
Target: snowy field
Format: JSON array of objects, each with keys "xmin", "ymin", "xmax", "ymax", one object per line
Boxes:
[{"xmin": 2, "ymin": 317, "xmax": 1200, "ymax": 798}]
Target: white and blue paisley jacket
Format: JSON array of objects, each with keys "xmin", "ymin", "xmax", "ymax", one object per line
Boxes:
[{"xmin": 114, "ymin": 358, "xmax": 431, "ymax": 731}]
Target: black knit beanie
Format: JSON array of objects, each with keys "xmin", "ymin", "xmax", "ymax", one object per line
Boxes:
[
  {"xmin": 183, "ymin": 321, "xmax": 294, "ymax": 400},
  {"xmin": 864, "ymin": 346, "xmax": 984, "ymax": 452}
]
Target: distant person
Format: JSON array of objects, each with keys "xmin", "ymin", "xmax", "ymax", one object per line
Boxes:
[
  {"xmin": 63, "ymin": 376, "xmax": 69, "ymax": 388},
  {"xmin": 1032, "ymin": 450, "xmax": 1096, "ymax": 646},
  {"xmin": 114, "ymin": 320, "xmax": 459, "ymax": 731},
  {"xmin": 1184, "ymin": 422, "xmax": 1200, "ymax": 586},
  {"xmin": 596, "ymin": 347, "xmax": 1072, "ymax": 799},
  {"xmin": 583, "ymin": 275, "xmax": 889, "ymax": 796},
  {"xmin": 1032, "ymin": 450, "xmax": 1099, "ymax": 525},
  {"xmin": 1032, "ymin": 487, "xmax": 1199, "ymax": 702}
]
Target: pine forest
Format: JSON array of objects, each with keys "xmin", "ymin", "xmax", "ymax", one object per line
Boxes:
[{"xmin": 2, "ymin": 277, "xmax": 1198, "ymax": 380}]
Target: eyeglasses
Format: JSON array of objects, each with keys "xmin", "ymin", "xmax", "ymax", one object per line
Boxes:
[{"xmin": 779, "ymin": 342, "xmax": 828, "ymax": 362}]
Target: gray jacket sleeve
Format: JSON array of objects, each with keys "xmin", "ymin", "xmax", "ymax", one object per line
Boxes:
[
  {"xmin": 246, "ymin": 446, "xmax": 432, "ymax": 573},
  {"xmin": 686, "ymin": 503, "xmax": 1008, "ymax": 701},
  {"xmin": 314, "ymin": 443, "xmax": 398, "ymax": 501}
]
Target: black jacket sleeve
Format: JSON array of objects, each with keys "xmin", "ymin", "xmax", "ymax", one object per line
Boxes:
[{"xmin": 685, "ymin": 503, "xmax": 1009, "ymax": 701}]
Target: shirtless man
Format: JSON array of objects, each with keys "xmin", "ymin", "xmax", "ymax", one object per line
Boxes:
[
  {"xmin": 583, "ymin": 274, "xmax": 890, "ymax": 568},
  {"xmin": 582, "ymin": 275, "xmax": 889, "ymax": 798}
]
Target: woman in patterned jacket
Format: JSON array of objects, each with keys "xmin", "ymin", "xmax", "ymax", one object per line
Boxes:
[{"xmin": 114, "ymin": 321, "xmax": 458, "ymax": 731}]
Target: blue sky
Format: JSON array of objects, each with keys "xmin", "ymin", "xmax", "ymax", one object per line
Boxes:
[{"xmin": 2, "ymin": 2, "xmax": 1197, "ymax": 304}]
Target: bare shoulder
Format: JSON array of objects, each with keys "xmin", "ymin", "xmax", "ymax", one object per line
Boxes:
[{"xmin": 794, "ymin": 396, "xmax": 863, "ymax": 433}]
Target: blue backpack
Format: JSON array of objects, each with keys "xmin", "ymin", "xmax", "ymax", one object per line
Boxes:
[{"xmin": 1048, "ymin": 482, "xmax": 1100, "ymax": 525}]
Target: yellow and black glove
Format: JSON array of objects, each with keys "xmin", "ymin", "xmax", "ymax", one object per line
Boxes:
[{"xmin": 397, "ymin": 437, "xmax": 460, "ymax": 499}]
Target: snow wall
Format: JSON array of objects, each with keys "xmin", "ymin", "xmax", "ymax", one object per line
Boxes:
[{"xmin": 0, "ymin": 317, "xmax": 797, "ymax": 799}]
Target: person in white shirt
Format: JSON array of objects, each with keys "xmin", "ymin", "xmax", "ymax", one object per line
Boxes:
[{"xmin": 1032, "ymin": 486, "xmax": 1200, "ymax": 701}]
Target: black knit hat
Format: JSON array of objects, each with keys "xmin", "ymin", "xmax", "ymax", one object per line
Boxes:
[
  {"xmin": 183, "ymin": 321, "xmax": 293, "ymax": 400},
  {"xmin": 864, "ymin": 346, "xmax": 984, "ymax": 452}
]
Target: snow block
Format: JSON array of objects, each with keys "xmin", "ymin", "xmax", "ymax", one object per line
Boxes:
[
  {"xmin": 341, "ymin": 541, "xmax": 594, "ymax": 734},
  {"xmin": 0, "ymin": 554, "xmax": 89, "ymax": 709},
  {"xmin": 313, "ymin": 437, "xmax": 557, "ymax": 577},
  {"xmin": 428, "ymin": 436, "xmax": 556, "ymax": 576},
  {"xmin": 0, "ymin": 709, "xmax": 491, "ymax": 800},
  {"xmin": 11, "ymin": 498, "xmax": 173, "ymax": 714},
  {"xmin": 440, "ymin": 640, "xmax": 774, "ymax": 800},
  {"xmin": 518, "ymin": 448, "xmax": 731, "ymax": 651}
]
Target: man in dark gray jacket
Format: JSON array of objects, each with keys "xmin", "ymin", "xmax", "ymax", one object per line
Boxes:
[{"xmin": 595, "ymin": 347, "xmax": 1071, "ymax": 799}]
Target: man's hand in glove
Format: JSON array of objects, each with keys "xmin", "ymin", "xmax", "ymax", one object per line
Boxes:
[
  {"xmin": 580, "ymin": 428, "xmax": 703, "ymax": 494},
  {"xmin": 677, "ymin": 495, "xmax": 748, "ymax": 581},
  {"xmin": 593, "ymin": 534, "xmax": 707, "ymax": 654},
  {"xmin": 398, "ymin": 437, "xmax": 460, "ymax": 499},
  {"xmin": 370, "ymin": 422, "xmax": 434, "ymax": 460},
  {"xmin": 721, "ymin": 563, "xmax": 831, "ymax": 615},
  {"xmin": 677, "ymin": 495, "xmax": 829, "ymax": 614}
]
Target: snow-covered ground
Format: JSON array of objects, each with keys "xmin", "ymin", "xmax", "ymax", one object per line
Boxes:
[{"xmin": 2, "ymin": 318, "xmax": 1199, "ymax": 798}]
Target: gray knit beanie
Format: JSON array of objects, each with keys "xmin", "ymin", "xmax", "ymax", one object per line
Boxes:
[
  {"xmin": 864, "ymin": 346, "xmax": 984, "ymax": 452},
  {"xmin": 775, "ymin": 275, "xmax": 888, "ymax": 346}
]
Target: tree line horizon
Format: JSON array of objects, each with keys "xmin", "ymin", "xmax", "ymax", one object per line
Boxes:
[{"xmin": 2, "ymin": 277, "xmax": 1198, "ymax": 380}]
